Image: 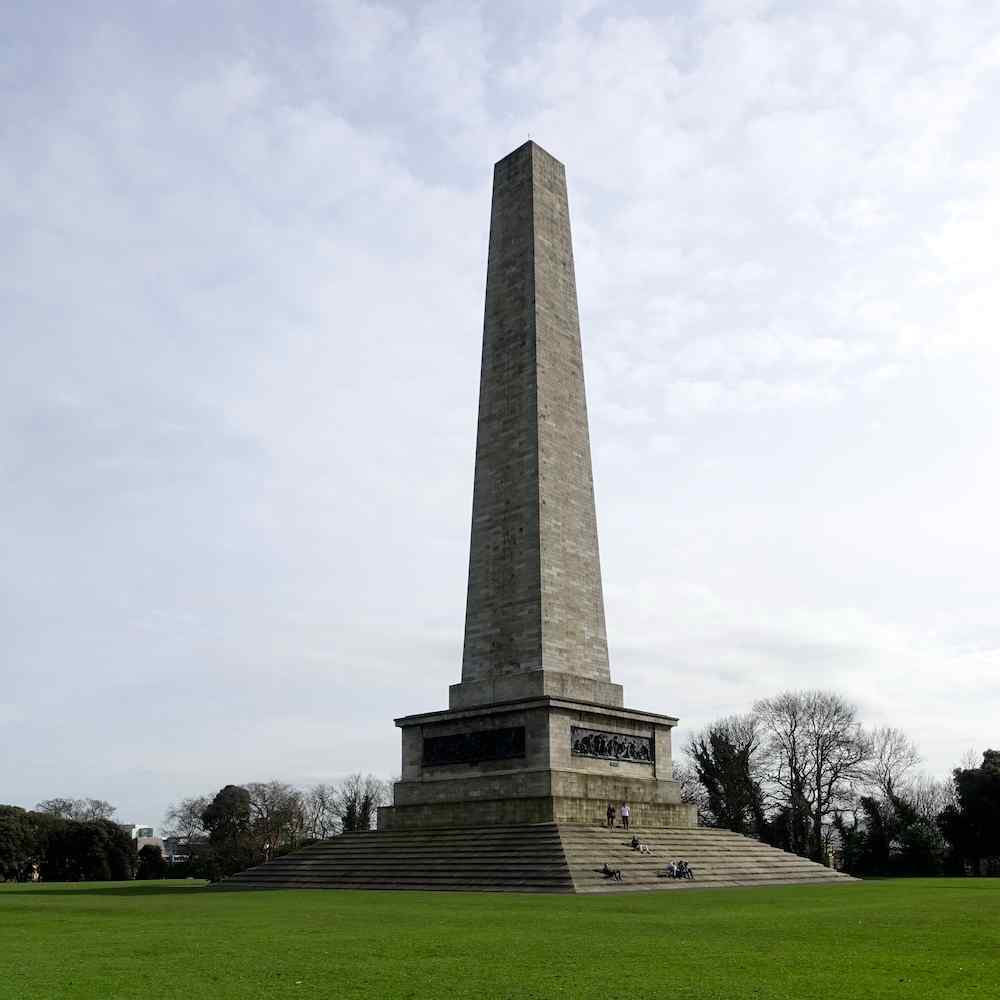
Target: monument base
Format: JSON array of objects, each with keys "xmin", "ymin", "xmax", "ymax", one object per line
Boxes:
[
  {"xmin": 378, "ymin": 795, "xmax": 695, "ymax": 831},
  {"xmin": 379, "ymin": 695, "xmax": 694, "ymax": 832}
]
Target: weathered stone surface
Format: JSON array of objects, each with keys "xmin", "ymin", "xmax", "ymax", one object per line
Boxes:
[
  {"xmin": 379, "ymin": 142, "xmax": 691, "ymax": 834},
  {"xmin": 224, "ymin": 145, "xmax": 862, "ymax": 891},
  {"xmin": 454, "ymin": 141, "xmax": 617, "ymax": 711},
  {"xmin": 218, "ymin": 824, "xmax": 855, "ymax": 893},
  {"xmin": 378, "ymin": 798, "xmax": 696, "ymax": 831},
  {"xmin": 382, "ymin": 696, "xmax": 693, "ymax": 831}
]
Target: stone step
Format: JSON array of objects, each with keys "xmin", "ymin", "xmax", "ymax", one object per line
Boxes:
[
  {"xmin": 305, "ymin": 846, "xmax": 564, "ymax": 856},
  {"xmin": 578, "ymin": 879, "xmax": 849, "ymax": 894},
  {"xmin": 251, "ymin": 859, "xmax": 572, "ymax": 869},
  {"xmin": 564, "ymin": 854, "xmax": 835, "ymax": 867},
  {"xmin": 298, "ymin": 848, "xmax": 563, "ymax": 854},
  {"xmin": 217, "ymin": 822, "xmax": 854, "ymax": 893},
  {"xmin": 562, "ymin": 854, "xmax": 836, "ymax": 866},
  {"xmin": 280, "ymin": 859, "xmax": 566, "ymax": 868},
  {"xmin": 572, "ymin": 862, "xmax": 832, "ymax": 872},
  {"xmin": 231, "ymin": 875, "xmax": 574, "ymax": 887},
  {"xmin": 559, "ymin": 825, "xmax": 852, "ymax": 893},
  {"xmin": 572, "ymin": 870, "xmax": 848, "ymax": 882},
  {"xmin": 224, "ymin": 880, "xmax": 576, "ymax": 895},
  {"xmin": 240, "ymin": 859, "xmax": 569, "ymax": 877},
  {"xmin": 263, "ymin": 853, "xmax": 816, "ymax": 868},
  {"xmin": 574, "ymin": 871, "xmax": 844, "ymax": 883}
]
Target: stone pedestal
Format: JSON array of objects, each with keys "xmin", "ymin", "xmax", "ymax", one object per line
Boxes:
[{"xmin": 378, "ymin": 697, "xmax": 695, "ymax": 831}]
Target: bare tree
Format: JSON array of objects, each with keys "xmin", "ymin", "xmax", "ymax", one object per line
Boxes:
[
  {"xmin": 756, "ymin": 690, "xmax": 872, "ymax": 861},
  {"xmin": 35, "ymin": 798, "xmax": 78, "ymax": 819},
  {"xmin": 303, "ymin": 783, "xmax": 339, "ymax": 840},
  {"xmin": 868, "ymin": 727, "xmax": 921, "ymax": 799},
  {"xmin": 76, "ymin": 798, "xmax": 116, "ymax": 822},
  {"xmin": 907, "ymin": 773, "xmax": 954, "ymax": 821},
  {"xmin": 245, "ymin": 781, "xmax": 305, "ymax": 861},
  {"xmin": 671, "ymin": 760, "xmax": 709, "ymax": 825},
  {"xmin": 36, "ymin": 797, "xmax": 116, "ymax": 822},
  {"xmin": 754, "ymin": 692, "xmax": 812, "ymax": 855},
  {"xmin": 335, "ymin": 774, "xmax": 389, "ymax": 833},
  {"xmin": 163, "ymin": 796, "xmax": 210, "ymax": 841}
]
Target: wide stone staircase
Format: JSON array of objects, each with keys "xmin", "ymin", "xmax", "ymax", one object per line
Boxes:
[
  {"xmin": 218, "ymin": 823, "xmax": 854, "ymax": 893},
  {"xmin": 219, "ymin": 823, "xmax": 574, "ymax": 892},
  {"xmin": 560, "ymin": 824, "xmax": 854, "ymax": 892}
]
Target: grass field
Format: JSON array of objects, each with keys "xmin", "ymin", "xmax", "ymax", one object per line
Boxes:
[{"xmin": 1, "ymin": 879, "xmax": 997, "ymax": 1000}]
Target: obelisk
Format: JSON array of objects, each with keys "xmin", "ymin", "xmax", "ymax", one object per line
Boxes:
[
  {"xmin": 222, "ymin": 141, "xmax": 852, "ymax": 892},
  {"xmin": 452, "ymin": 141, "xmax": 622, "ymax": 711},
  {"xmin": 379, "ymin": 142, "xmax": 693, "ymax": 832}
]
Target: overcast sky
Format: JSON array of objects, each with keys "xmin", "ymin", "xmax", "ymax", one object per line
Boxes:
[{"xmin": 3, "ymin": 0, "xmax": 999, "ymax": 828}]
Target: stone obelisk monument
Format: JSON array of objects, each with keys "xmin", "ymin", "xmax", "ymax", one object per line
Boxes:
[
  {"xmin": 379, "ymin": 141, "xmax": 693, "ymax": 831},
  {"xmin": 223, "ymin": 142, "xmax": 853, "ymax": 890},
  {"xmin": 454, "ymin": 139, "xmax": 619, "ymax": 712}
]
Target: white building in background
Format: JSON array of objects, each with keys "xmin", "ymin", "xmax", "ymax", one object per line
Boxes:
[{"xmin": 119, "ymin": 824, "xmax": 163, "ymax": 854}]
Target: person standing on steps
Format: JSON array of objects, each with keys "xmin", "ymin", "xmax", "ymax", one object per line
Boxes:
[
  {"xmin": 620, "ymin": 801, "xmax": 630, "ymax": 831},
  {"xmin": 606, "ymin": 802, "xmax": 615, "ymax": 828}
]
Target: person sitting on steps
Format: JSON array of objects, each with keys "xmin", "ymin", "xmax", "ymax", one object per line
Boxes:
[
  {"xmin": 630, "ymin": 835, "xmax": 652, "ymax": 855},
  {"xmin": 601, "ymin": 863, "xmax": 624, "ymax": 881}
]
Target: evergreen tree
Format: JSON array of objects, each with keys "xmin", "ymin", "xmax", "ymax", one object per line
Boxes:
[{"xmin": 938, "ymin": 750, "xmax": 1000, "ymax": 874}]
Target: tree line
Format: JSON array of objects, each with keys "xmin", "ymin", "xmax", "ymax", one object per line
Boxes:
[
  {"xmin": 0, "ymin": 799, "xmax": 133, "ymax": 881},
  {"xmin": 163, "ymin": 774, "xmax": 390, "ymax": 880},
  {"xmin": 6, "ymin": 698, "xmax": 995, "ymax": 882},
  {"xmin": 0, "ymin": 776, "xmax": 390, "ymax": 883},
  {"xmin": 678, "ymin": 688, "xmax": 999, "ymax": 876}
]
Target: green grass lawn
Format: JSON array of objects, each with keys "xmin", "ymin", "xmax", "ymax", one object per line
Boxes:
[{"xmin": 1, "ymin": 879, "xmax": 997, "ymax": 1000}]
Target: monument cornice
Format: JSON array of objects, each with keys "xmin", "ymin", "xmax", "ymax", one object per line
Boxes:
[{"xmin": 395, "ymin": 697, "xmax": 679, "ymax": 729}]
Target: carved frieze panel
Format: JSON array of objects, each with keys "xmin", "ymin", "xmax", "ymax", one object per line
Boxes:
[
  {"xmin": 571, "ymin": 726, "xmax": 653, "ymax": 764},
  {"xmin": 423, "ymin": 726, "xmax": 526, "ymax": 766}
]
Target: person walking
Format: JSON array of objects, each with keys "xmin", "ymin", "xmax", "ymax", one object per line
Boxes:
[
  {"xmin": 620, "ymin": 801, "xmax": 630, "ymax": 831},
  {"xmin": 606, "ymin": 802, "xmax": 615, "ymax": 828}
]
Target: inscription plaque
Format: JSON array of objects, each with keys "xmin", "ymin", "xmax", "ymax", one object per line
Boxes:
[
  {"xmin": 571, "ymin": 726, "xmax": 653, "ymax": 764},
  {"xmin": 423, "ymin": 726, "xmax": 526, "ymax": 766}
]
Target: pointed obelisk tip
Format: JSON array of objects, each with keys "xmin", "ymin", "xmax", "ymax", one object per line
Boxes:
[{"xmin": 495, "ymin": 139, "xmax": 564, "ymax": 170}]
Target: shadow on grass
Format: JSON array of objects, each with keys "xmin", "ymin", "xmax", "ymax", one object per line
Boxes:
[{"xmin": 5, "ymin": 882, "xmax": 211, "ymax": 897}]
